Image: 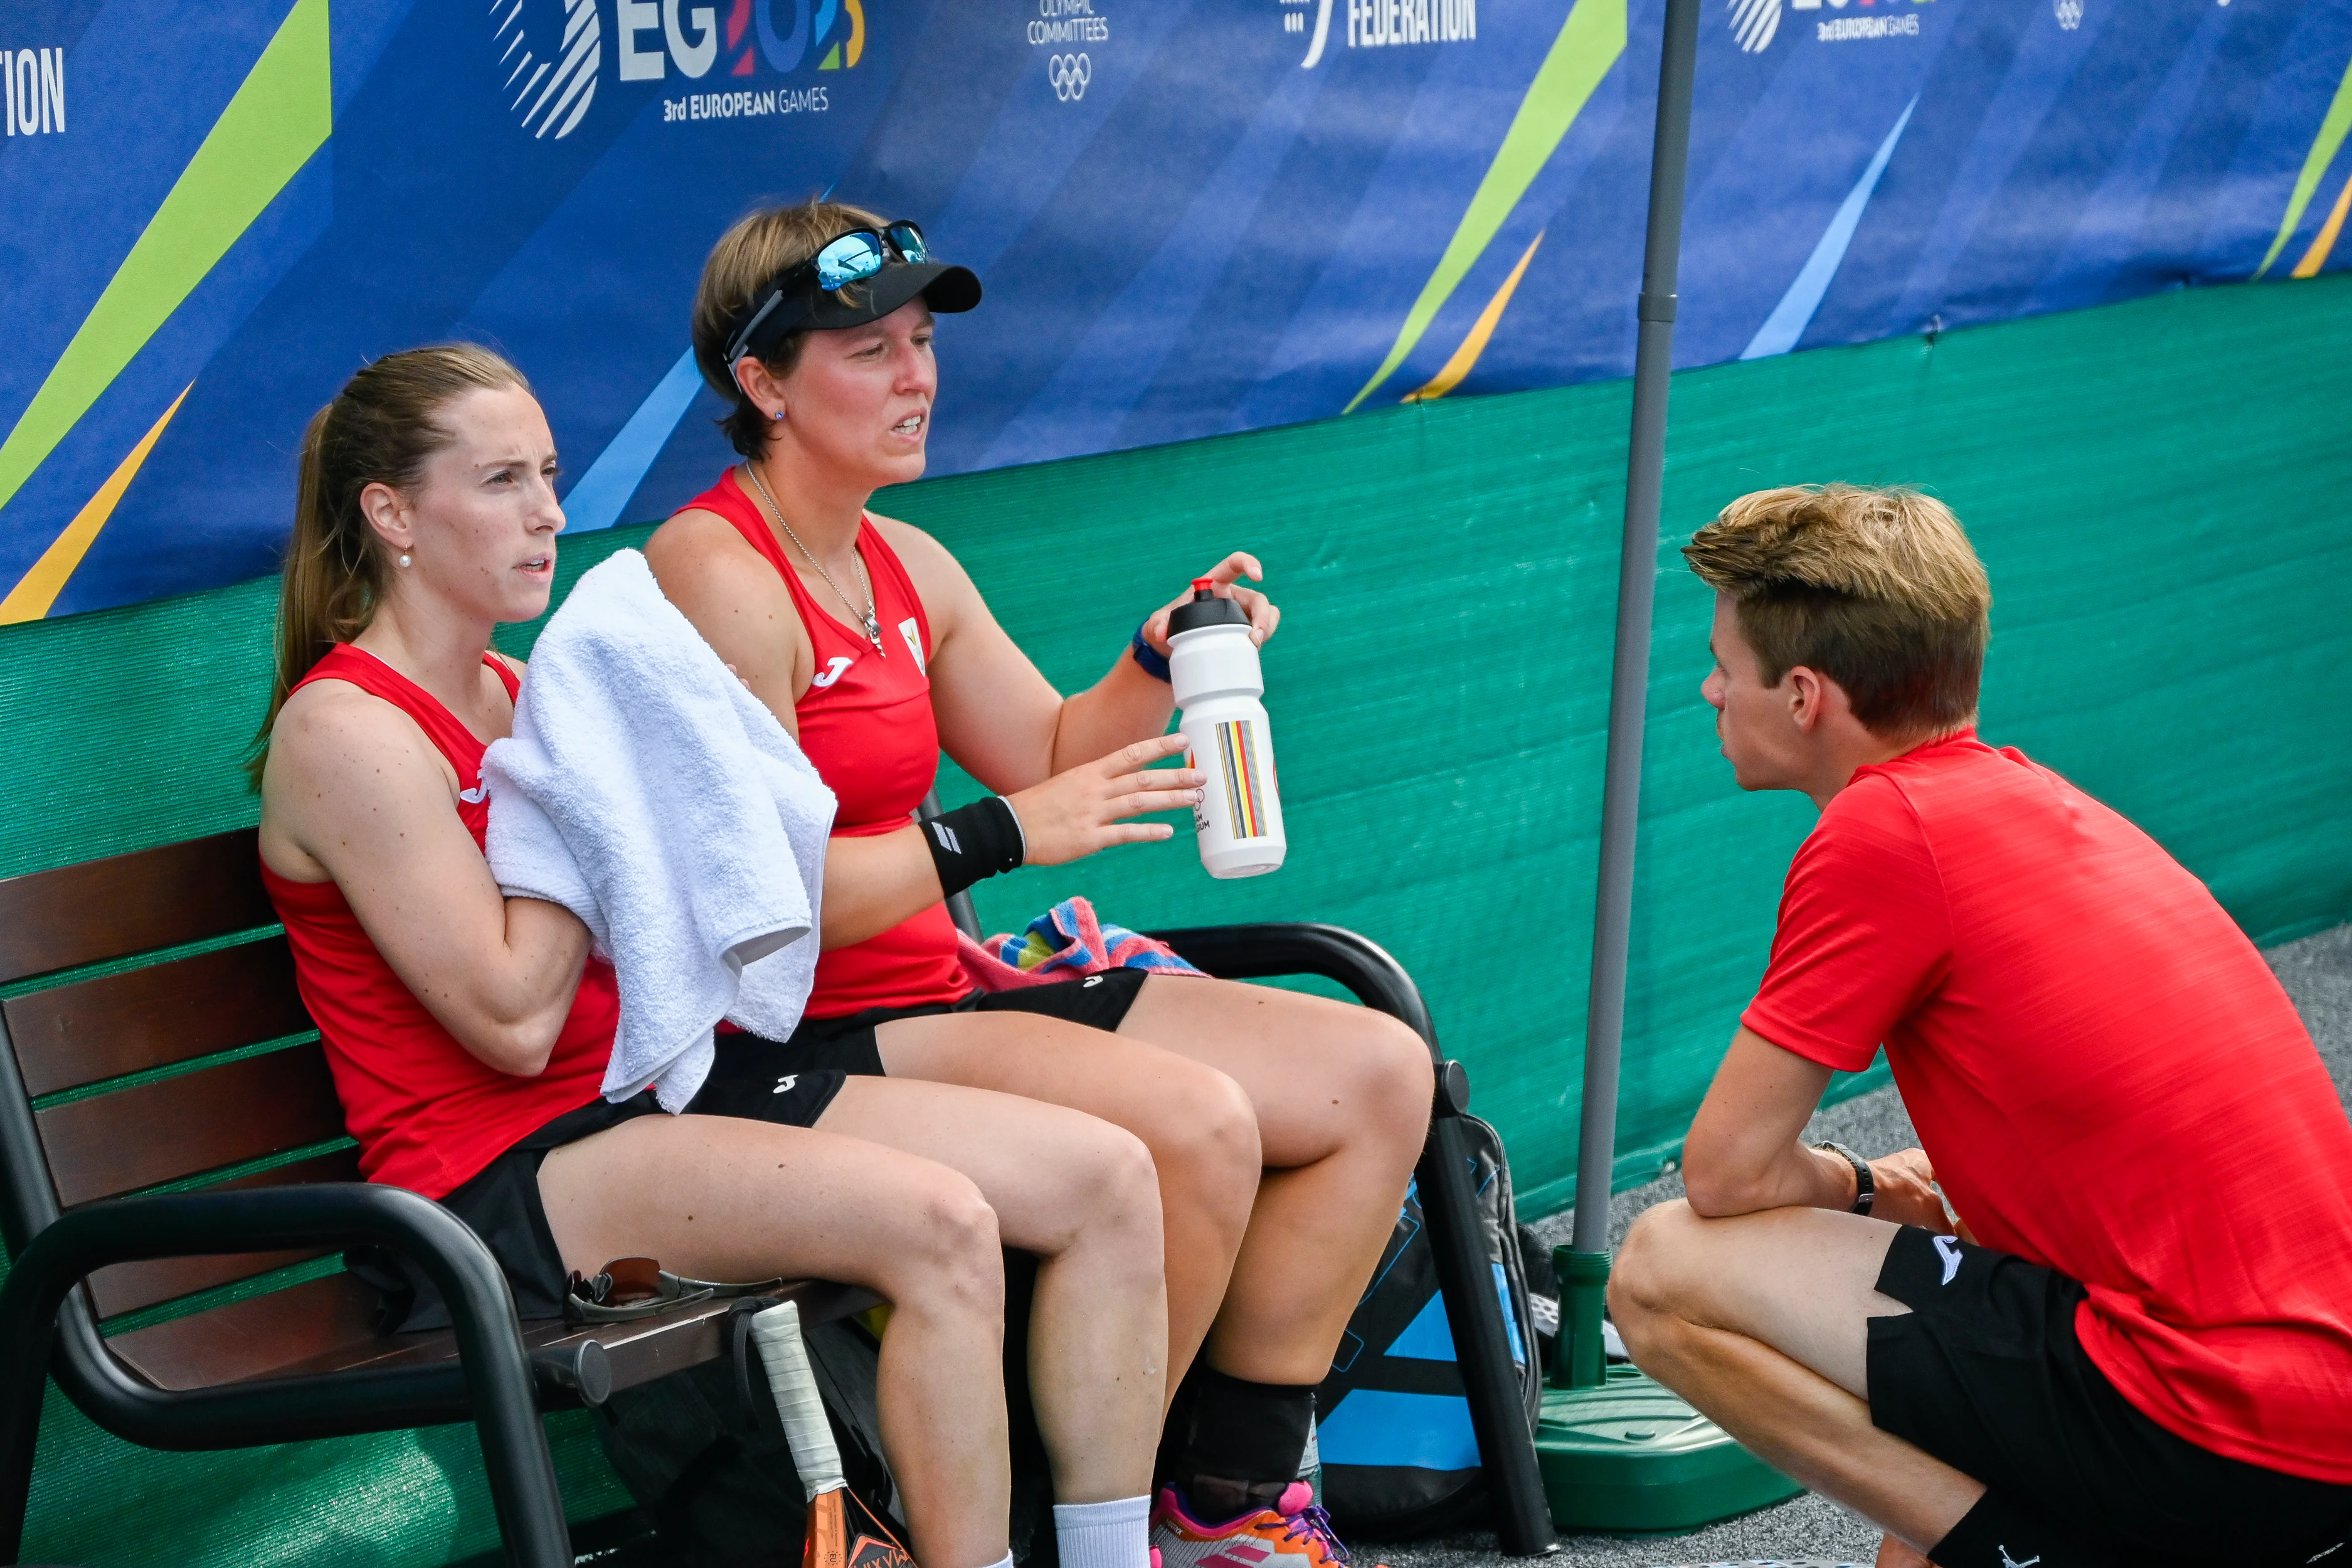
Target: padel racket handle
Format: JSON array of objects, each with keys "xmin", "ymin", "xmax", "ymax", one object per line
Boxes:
[{"xmin": 750, "ymin": 1300, "xmax": 847, "ymax": 1500}]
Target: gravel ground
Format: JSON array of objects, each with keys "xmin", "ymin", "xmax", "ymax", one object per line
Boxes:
[{"xmin": 1363, "ymin": 921, "xmax": 2352, "ymax": 1568}]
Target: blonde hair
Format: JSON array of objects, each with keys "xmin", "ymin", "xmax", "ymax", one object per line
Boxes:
[
  {"xmin": 692, "ymin": 196, "xmax": 889, "ymax": 458},
  {"xmin": 1682, "ymin": 484, "xmax": 1991, "ymax": 739},
  {"xmin": 245, "ymin": 343, "xmax": 531, "ymax": 788}
]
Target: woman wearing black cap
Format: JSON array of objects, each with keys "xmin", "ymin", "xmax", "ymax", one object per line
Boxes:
[
  {"xmin": 647, "ymin": 200, "xmax": 1431, "ymax": 1568},
  {"xmin": 251, "ymin": 342, "xmax": 1162, "ymax": 1568}
]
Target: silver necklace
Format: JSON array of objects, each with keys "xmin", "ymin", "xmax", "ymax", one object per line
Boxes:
[{"xmin": 742, "ymin": 464, "xmax": 882, "ymax": 650}]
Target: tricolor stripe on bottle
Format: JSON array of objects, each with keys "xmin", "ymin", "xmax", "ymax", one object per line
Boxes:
[{"xmin": 1217, "ymin": 719, "xmax": 1268, "ymax": 839}]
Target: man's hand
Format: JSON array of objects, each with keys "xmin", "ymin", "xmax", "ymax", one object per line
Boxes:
[
  {"xmin": 1868, "ymin": 1147, "xmax": 1965, "ymax": 1234},
  {"xmin": 1005, "ymin": 733, "xmax": 1204, "ymax": 866},
  {"xmin": 1140, "ymin": 553, "xmax": 1279, "ymax": 651},
  {"xmin": 1874, "ymin": 1531, "xmax": 1933, "ymax": 1568}
]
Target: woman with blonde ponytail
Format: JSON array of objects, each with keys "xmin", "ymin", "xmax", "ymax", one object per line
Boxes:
[
  {"xmin": 254, "ymin": 345, "xmax": 1173, "ymax": 1568},
  {"xmin": 246, "ymin": 358, "xmax": 483, "ymax": 785}
]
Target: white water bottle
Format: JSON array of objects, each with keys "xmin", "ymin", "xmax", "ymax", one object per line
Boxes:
[{"xmin": 1169, "ymin": 579, "xmax": 1286, "ymax": 879}]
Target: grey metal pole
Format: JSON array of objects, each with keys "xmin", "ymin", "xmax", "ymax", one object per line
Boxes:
[{"xmin": 1569, "ymin": 0, "xmax": 1703, "ymax": 1257}]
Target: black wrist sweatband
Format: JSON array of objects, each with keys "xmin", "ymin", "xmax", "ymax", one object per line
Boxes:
[{"xmin": 922, "ymin": 797, "xmax": 1025, "ymax": 898}]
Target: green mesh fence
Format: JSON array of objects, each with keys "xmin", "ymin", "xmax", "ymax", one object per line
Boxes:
[{"xmin": 3, "ymin": 273, "xmax": 2349, "ymax": 1563}]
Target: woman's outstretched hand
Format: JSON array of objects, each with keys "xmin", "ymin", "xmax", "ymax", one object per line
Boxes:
[
  {"xmin": 1007, "ymin": 732, "xmax": 1205, "ymax": 866},
  {"xmin": 1140, "ymin": 553, "xmax": 1281, "ymax": 652}
]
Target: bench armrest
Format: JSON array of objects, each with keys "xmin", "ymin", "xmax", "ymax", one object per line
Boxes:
[
  {"xmin": 1148, "ymin": 922, "xmax": 1469, "ymax": 1116},
  {"xmin": 0, "ymin": 1184, "xmax": 573, "ymax": 1568},
  {"xmin": 1147, "ymin": 919, "xmax": 1553, "ymax": 1554}
]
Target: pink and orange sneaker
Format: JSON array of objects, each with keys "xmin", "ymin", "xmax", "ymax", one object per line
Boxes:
[{"xmin": 1150, "ymin": 1483, "xmax": 1352, "ymax": 1568}]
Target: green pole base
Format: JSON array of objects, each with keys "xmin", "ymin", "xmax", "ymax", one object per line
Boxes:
[{"xmin": 1536, "ymin": 1365, "xmax": 1803, "ymax": 1534}]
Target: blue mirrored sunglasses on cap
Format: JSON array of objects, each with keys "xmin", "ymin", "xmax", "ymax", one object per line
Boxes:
[
  {"xmin": 807, "ymin": 221, "xmax": 929, "ymax": 290},
  {"xmin": 724, "ymin": 221, "xmax": 932, "ymax": 371}
]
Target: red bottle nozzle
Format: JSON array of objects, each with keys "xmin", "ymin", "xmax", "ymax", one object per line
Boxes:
[{"xmin": 1190, "ymin": 577, "xmax": 1217, "ymax": 599}]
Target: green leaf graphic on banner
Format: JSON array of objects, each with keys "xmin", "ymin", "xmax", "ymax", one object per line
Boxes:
[
  {"xmin": 0, "ymin": 0, "xmax": 333, "ymax": 526},
  {"xmin": 1343, "ymin": 0, "xmax": 1624, "ymax": 414},
  {"xmin": 2255, "ymin": 48, "xmax": 2352, "ymax": 279}
]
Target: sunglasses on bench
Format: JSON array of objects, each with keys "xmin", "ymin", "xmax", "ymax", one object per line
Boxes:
[{"xmin": 564, "ymin": 1256, "xmax": 788, "ymax": 1323}]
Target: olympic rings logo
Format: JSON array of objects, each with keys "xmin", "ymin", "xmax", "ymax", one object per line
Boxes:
[{"xmin": 1049, "ymin": 52, "xmax": 1091, "ymax": 101}]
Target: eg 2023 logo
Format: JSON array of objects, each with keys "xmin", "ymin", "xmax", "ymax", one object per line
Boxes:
[{"xmin": 492, "ymin": 0, "xmax": 865, "ymax": 138}]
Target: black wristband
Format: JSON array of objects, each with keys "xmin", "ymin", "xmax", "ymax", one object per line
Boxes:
[
  {"xmin": 1816, "ymin": 1141, "xmax": 1874, "ymax": 1215},
  {"xmin": 921, "ymin": 797, "xmax": 1025, "ymax": 899}
]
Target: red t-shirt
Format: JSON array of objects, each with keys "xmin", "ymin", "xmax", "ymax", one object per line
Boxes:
[
  {"xmin": 1744, "ymin": 731, "xmax": 2352, "ymax": 1483},
  {"xmin": 263, "ymin": 644, "xmax": 620, "ymax": 1199}
]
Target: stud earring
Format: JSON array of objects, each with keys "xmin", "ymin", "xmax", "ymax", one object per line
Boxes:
[
  {"xmin": 773, "ymin": 410, "xmax": 785, "ymax": 421},
  {"xmin": 398, "ymin": 553, "xmax": 412, "ymax": 568}
]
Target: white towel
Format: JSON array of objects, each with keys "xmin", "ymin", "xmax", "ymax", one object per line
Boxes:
[{"xmin": 482, "ymin": 549, "xmax": 836, "ymax": 1110}]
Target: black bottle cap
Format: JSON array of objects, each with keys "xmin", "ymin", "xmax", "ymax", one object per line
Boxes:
[{"xmin": 1169, "ymin": 578, "xmax": 1250, "ymax": 636}]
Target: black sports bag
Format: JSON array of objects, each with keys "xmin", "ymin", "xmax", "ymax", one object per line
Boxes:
[{"xmin": 1311, "ymin": 1113, "xmax": 1542, "ymax": 1540}]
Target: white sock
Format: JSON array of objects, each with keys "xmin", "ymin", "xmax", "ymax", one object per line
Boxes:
[
  {"xmin": 1054, "ymin": 1494, "xmax": 1152, "ymax": 1568},
  {"xmin": 969, "ymin": 1552, "xmax": 1015, "ymax": 1568}
]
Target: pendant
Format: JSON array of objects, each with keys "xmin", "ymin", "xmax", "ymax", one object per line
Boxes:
[{"xmin": 863, "ymin": 615, "xmax": 882, "ymax": 649}]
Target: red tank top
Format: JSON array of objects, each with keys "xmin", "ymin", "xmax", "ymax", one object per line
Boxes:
[
  {"xmin": 684, "ymin": 470, "xmax": 968, "ymax": 1016},
  {"xmin": 261, "ymin": 644, "xmax": 621, "ymax": 1198}
]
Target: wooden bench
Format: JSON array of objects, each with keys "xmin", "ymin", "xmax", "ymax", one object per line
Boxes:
[
  {"xmin": 0, "ymin": 828, "xmax": 872, "ymax": 1568},
  {"xmin": 0, "ymin": 829, "xmax": 1553, "ymax": 1566}
]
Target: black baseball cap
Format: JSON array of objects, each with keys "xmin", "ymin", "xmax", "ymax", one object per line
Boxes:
[{"xmin": 726, "ymin": 221, "xmax": 981, "ymax": 372}]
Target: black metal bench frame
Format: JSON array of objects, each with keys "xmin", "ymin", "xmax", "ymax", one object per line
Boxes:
[
  {"xmin": 1147, "ymin": 924, "xmax": 1554, "ymax": 1555},
  {"xmin": 0, "ymin": 832, "xmax": 1551, "ymax": 1567}
]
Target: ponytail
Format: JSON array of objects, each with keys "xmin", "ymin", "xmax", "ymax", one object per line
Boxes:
[{"xmin": 245, "ymin": 344, "xmax": 530, "ymax": 790}]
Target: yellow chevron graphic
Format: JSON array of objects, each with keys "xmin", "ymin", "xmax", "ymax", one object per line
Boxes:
[
  {"xmin": 1404, "ymin": 231, "xmax": 1545, "ymax": 403},
  {"xmin": 1345, "ymin": 0, "xmax": 1623, "ymax": 413},
  {"xmin": 0, "ymin": 0, "xmax": 331, "ymax": 613},
  {"xmin": 1, "ymin": 384, "xmax": 194, "ymax": 625}
]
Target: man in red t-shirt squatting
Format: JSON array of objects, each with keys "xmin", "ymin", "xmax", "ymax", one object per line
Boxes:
[{"xmin": 1606, "ymin": 485, "xmax": 2352, "ymax": 1568}]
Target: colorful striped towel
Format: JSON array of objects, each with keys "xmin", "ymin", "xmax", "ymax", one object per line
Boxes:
[{"xmin": 957, "ymin": 896, "xmax": 1207, "ymax": 992}]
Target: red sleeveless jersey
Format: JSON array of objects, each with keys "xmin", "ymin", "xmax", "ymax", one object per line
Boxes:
[
  {"xmin": 684, "ymin": 470, "xmax": 967, "ymax": 1017},
  {"xmin": 261, "ymin": 644, "xmax": 620, "ymax": 1198}
]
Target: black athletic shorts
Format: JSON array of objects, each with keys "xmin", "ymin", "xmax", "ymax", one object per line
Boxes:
[
  {"xmin": 687, "ymin": 966, "xmax": 1150, "ymax": 1114},
  {"xmin": 1867, "ymin": 1224, "xmax": 2352, "ymax": 1565},
  {"xmin": 363, "ymin": 970, "xmax": 1151, "ymax": 1332},
  {"xmin": 353, "ymin": 1089, "xmax": 671, "ymax": 1333}
]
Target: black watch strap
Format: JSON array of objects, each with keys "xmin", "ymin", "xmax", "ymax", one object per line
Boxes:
[{"xmin": 1816, "ymin": 1141, "xmax": 1874, "ymax": 1215}]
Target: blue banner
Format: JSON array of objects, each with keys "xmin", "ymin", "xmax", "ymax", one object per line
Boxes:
[{"xmin": 3, "ymin": 0, "xmax": 2348, "ymax": 619}]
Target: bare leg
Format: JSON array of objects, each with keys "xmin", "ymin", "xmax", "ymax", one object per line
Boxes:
[
  {"xmin": 817, "ymin": 1075, "xmax": 1168, "ymax": 1505},
  {"xmin": 1609, "ymin": 1200, "xmax": 1986, "ymax": 1553},
  {"xmin": 538, "ymin": 1113, "xmax": 1009, "ymax": 1568},
  {"xmin": 1115, "ymin": 978, "xmax": 1431, "ymax": 1384},
  {"xmin": 879, "ymin": 1009, "xmax": 1261, "ymax": 1400}
]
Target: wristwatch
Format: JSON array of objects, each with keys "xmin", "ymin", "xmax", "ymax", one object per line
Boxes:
[{"xmin": 1816, "ymin": 1141, "xmax": 1874, "ymax": 1215}]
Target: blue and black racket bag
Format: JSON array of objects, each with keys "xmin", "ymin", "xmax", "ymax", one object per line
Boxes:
[{"xmin": 1313, "ymin": 1113, "xmax": 1542, "ymax": 1539}]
